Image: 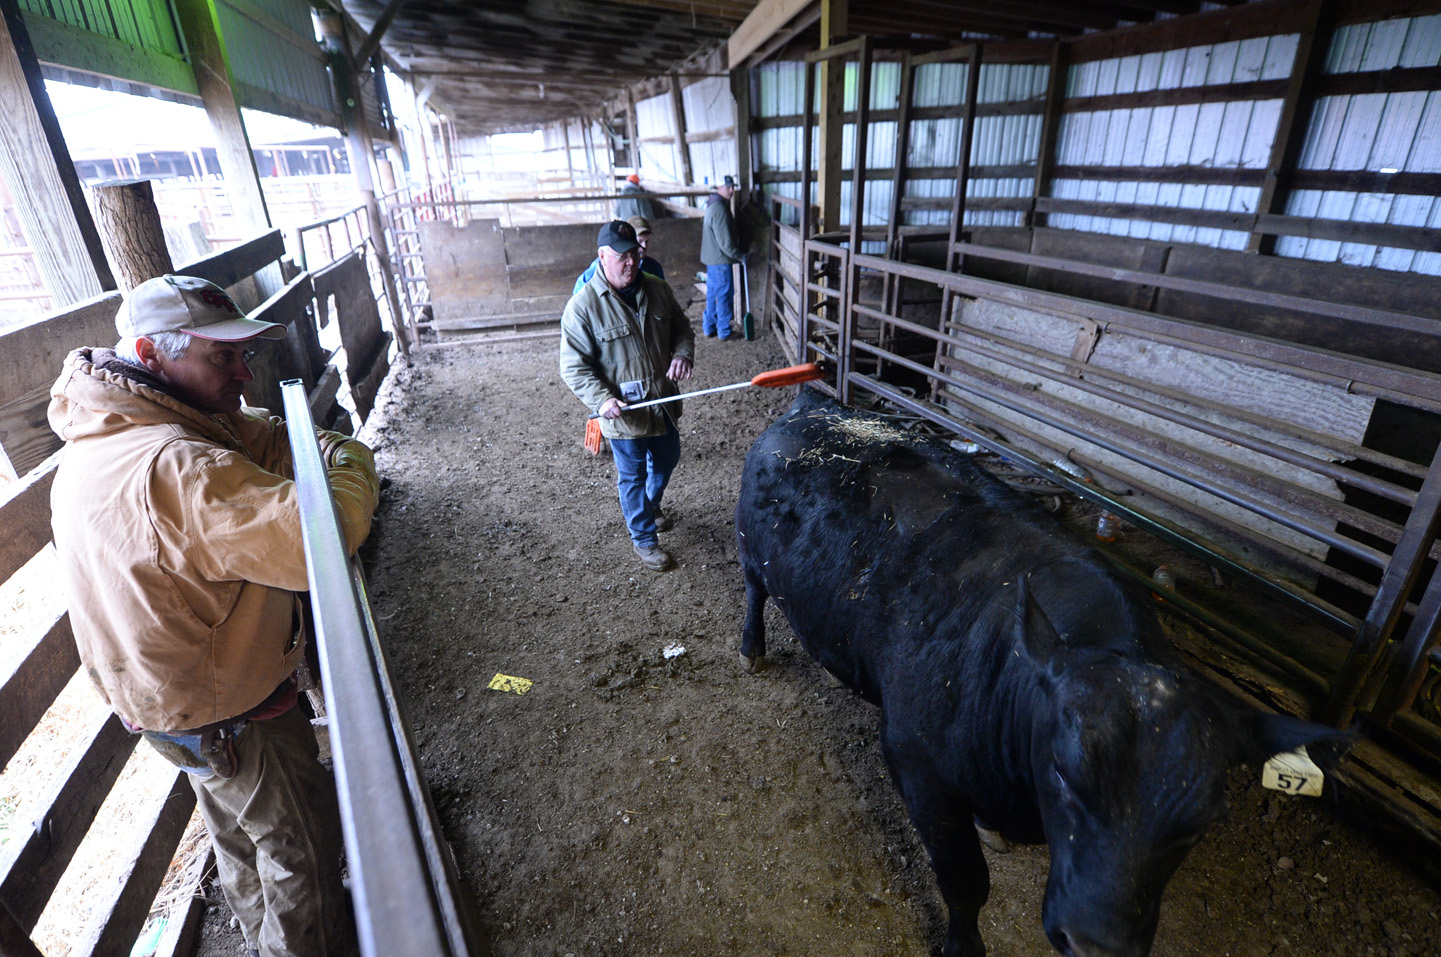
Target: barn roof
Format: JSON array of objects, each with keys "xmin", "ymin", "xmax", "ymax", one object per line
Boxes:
[{"xmin": 332, "ymin": 0, "xmax": 1249, "ymax": 134}]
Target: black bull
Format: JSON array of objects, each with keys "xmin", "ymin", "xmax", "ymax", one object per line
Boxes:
[{"xmin": 736, "ymin": 390, "xmax": 1349, "ymax": 957}]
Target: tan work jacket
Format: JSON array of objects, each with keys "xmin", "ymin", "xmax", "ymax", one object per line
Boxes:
[
  {"xmin": 559, "ymin": 269, "xmax": 696, "ymax": 440},
  {"xmin": 47, "ymin": 348, "xmax": 379, "ymax": 732}
]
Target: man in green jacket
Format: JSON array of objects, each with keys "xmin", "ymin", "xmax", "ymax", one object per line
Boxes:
[
  {"xmin": 560, "ymin": 220, "xmax": 696, "ymax": 571},
  {"xmin": 700, "ymin": 175, "xmax": 744, "ymax": 339}
]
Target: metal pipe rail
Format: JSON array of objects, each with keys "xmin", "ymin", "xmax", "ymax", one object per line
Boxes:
[
  {"xmin": 282, "ymin": 380, "xmax": 490, "ymax": 957},
  {"xmin": 782, "ymin": 239, "xmax": 1441, "ymax": 732}
]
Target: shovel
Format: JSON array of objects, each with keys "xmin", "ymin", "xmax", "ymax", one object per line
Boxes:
[{"xmin": 586, "ymin": 362, "xmax": 825, "ymax": 421}]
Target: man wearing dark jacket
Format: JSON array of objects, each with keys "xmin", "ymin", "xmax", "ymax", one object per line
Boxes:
[{"xmin": 699, "ymin": 175, "xmax": 744, "ymax": 339}]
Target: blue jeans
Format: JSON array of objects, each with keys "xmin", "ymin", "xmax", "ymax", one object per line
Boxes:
[
  {"xmin": 609, "ymin": 417, "xmax": 681, "ymax": 548},
  {"xmin": 704, "ymin": 263, "xmax": 734, "ymax": 337}
]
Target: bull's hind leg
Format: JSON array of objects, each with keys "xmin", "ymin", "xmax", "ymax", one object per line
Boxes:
[
  {"xmin": 883, "ymin": 737, "xmax": 990, "ymax": 957},
  {"xmin": 739, "ymin": 560, "xmax": 768, "ymax": 673}
]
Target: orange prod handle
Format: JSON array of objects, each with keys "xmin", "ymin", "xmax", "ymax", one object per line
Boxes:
[{"xmin": 749, "ymin": 362, "xmax": 824, "ymax": 388}]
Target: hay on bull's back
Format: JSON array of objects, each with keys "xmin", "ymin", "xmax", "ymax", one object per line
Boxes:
[{"xmin": 780, "ymin": 412, "xmax": 915, "ymax": 467}]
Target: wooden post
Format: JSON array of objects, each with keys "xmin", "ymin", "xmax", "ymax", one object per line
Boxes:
[
  {"xmin": 669, "ymin": 74, "xmax": 694, "ymax": 188},
  {"xmin": 90, "ymin": 180, "xmax": 176, "ymax": 290},
  {"xmin": 0, "ymin": 0, "xmax": 115, "ymax": 303},
  {"xmin": 625, "ymin": 89, "xmax": 640, "ymax": 176},
  {"xmin": 315, "ymin": 6, "xmax": 410, "ymax": 354},
  {"xmin": 948, "ymin": 45, "xmax": 982, "ymax": 270},
  {"xmin": 562, "ymin": 121, "xmax": 575, "ymax": 190},
  {"xmin": 413, "ymin": 78, "xmax": 437, "ymax": 197},
  {"xmin": 1248, "ymin": 0, "xmax": 1334, "ymax": 255},
  {"xmin": 173, "ymin": 0, "xmax": 271, "ymax": 238},
  {"xmin": 847, "ymin": 37, "xmax": 871, "ymax": 255},
  {"xmin": 1028, "ymin": 41, "xmax": 1068, "ymax": 232},
  {"xmin": 801, "ymin": 54, "xmax": 815, "ymax": 236},
  {"xmin": 816, "ymin": 0, "xmax": 848, "ymax": 232},
  {"xmin": 886, "ymin": 53, "xmax": 914, "ymax": 262},
  {"xmin": 732, "ymin": 66, "xmax": 753, "ymax": 192}
]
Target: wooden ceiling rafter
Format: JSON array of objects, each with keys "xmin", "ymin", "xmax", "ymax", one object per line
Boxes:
[{"xmin": 337, "ymin": 0, "xmax": 1384, "ymax": 134}]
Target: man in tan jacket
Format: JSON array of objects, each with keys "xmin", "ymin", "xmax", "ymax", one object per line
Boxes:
[
  {"xmin": 48, "ymin": 275, "xmax": 378, "ymax": 957},
  {"xmin": 560, "ymin": 220, "xmax": 695, "ymax": 571}
]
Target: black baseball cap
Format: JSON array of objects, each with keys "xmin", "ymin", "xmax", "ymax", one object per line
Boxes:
[{"xmin": 597, "ymin": 220, "xmax": 639, "ymax": 254}]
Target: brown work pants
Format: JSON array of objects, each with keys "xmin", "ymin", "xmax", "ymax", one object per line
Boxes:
[{"xmin": 190, "ymin": 706, "xmax": 357, "ymax": 957}]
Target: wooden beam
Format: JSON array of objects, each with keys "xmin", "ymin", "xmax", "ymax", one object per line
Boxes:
[
  {"xmin": 0, "ymin": 711, "xmax": 137, "ymax": 931},
  {"xmin": 948, "ymin": 46, "xmax": 983, "ymax": 267},
  {"xmin": 732, "ymin": 65, "xmax": 752, "ymax": 190},
  {"xmin": 848, "ymin": 36, "xmax": 871, "ymax": 253},
  {"xmin": 626, "ymin": 87, "xmax": 639, "ymax": 173},
  {"xmin": 73, "ymin": 772, "xmax": 196, "ymax": 957},
  {"xmin": 353, "ymin": 0, "xmax": 405, "ymax": 69},
  {"xmin": 668, "ymin": 73, "xmax": 693, "ymax": 187},
  {"xmin": 23, "ymin": 12, "xmax": 195, "ymax": 95},
  {"xmin": 727, "ymin": 0, "xmax": 814, "ymax": 68},
  {"xmin": 1066, "ymin": 77, "xmax": 1289, "ymax": 113},
  {"xmin": 1069, "ymin": 0, "xmax": 1312, "ymax": 63},
  {"xmin": 816, "ymin": 0, "xmax": 847, "ymax": 233},
  {"xmin": 173, "ymin": 0, "xmax": 271, "ymax": 235},
  {"xmin": 886, "ymin": 52, "xmax": 916, "ymax": 253},
  {"xmin": 0, "ymin": 0, "xmax": 114, "ymax": 303},
  {"xmin": 1248, "ymin": 0, "xmax": 1333, "ymax": 255},
  {"xmin": 178, "ymin": 229, "xmax": 286, "ymax": 289},
  {"xmin": 800, "ymin": 43, "xmax": 815, "ymax": 235},
  {"xmin": 1028, "ymin": 41, "xmax": 1068, "ymax": 230},
  {"xmin": 0, "ymin": 899, "xmax": 41, "ymax": 957},
  {"xmin": 1050, "ymin": 163, "xmax": 1264, "ymax": 186},
  {"xmin": 742, "ymin": 5, "xmax": 821, "ymax": 67},
  {"xmin": 1319, "ymin": 64, "xmax": 1441, "ymax": 97}
]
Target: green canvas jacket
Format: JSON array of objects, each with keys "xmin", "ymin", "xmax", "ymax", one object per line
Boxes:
[{"xmin": 559, "ymin": 269, "xmax": 696, "ymax": 440}]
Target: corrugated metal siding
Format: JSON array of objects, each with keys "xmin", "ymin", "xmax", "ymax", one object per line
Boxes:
[
  {"xmin": 1278, "ymin": 14, "xmax": 1441, "ymax": 275},
  {"xmin": 636, "ymin": 90, "xmax": 682, "ymax": 184},
  {"xmin": 750, "ymin": 15, "xmax": 1440, "ymax": 279},
  {"xmin": 969, "ymin": 62, "xmax": 1049, "ymax": 228},
  {"xmin": 20, "ymin": 0, "xmax": 181, "ymax": 53},
  {"xmin": 752, "ymin": 62, "xmax": 807, "ymax": 213},
  {"xmin": 682, "ymin": 76, "xmax": 733, "ymax": 134},
  {"xmin": 683, "ymin": 76, "xmax": 737, "ymax": 186},
  {"xmin": 1050, "ymin": 35, "xmax": 1294, "ymax": 249},
  {"xmin": 904, "ymin": 61, "xmax": 968, "ymax": 228},
  {"xmin": 21, "ymin": 0, "xmax": 194, "ymax": 93},
  {"xmin": 218, "ymin": 0, "xmax": 337, "ymax": 128}
]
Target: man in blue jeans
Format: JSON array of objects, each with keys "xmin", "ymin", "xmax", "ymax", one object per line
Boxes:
[
  {"xmin": 560, "ymin": 220, "xmax": 696, "ymax": 571},
  {"xmin": 700, "ymin": 175, "xmax": 744, "ymax": 339}
]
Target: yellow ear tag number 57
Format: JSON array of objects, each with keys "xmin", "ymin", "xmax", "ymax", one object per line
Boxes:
[{"xmin": 1262, "ymin": 746, "xmax": 1324, "ymax": 797}]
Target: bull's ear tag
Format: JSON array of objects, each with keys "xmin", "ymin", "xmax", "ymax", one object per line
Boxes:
[{"xmin": 1262, "ymin": 746, "xmax": 1324, "ymax": 797}]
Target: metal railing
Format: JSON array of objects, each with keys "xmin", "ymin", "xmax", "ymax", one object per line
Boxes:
[
  {"xmin": 289, "ymin": 204, "xmax": 406, "ymax": 355},
  {"xmin": 282, "ymin": 380, "xmax": 490, "ymax": 957},
  {"xmin": 376, "ymin": 182, "xmax": 709, "ymax": 333},
  {"xmin": 772, "ymin": 232, "xmax": 1441, "ymax": 739}
]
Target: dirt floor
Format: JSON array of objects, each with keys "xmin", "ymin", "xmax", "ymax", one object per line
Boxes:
[{"xmin": 196, "ymin": 319, "xmax": 1440, "ymax": 957}]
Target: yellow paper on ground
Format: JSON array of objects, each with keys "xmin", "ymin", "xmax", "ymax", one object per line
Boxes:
[{"xmin": 488, "ymin": 673, "xmax": 533, "ymax": 695}]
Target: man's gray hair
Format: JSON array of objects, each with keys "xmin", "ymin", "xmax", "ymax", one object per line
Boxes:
[{"xmin": 115, "ymin": 331, "xmax": 192, "ymax": 365}]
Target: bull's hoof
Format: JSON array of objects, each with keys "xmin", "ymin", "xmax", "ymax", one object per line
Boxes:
[
  {"xmin": 975, "ymin": 820, "xmax": 1013, "ymax": 854},
  {"xmin": 741, "ymin": 653, "xmax": 768, "ymax": 674}
]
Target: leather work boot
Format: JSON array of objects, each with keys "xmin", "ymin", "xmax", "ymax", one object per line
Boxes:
[
  {"xmin": 653, "ymin": 506, "xmax": 674, "ymax": 532},
  {"xmin": 634, "ymin": 542, "xmax": 675, "ymax": 571}
]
